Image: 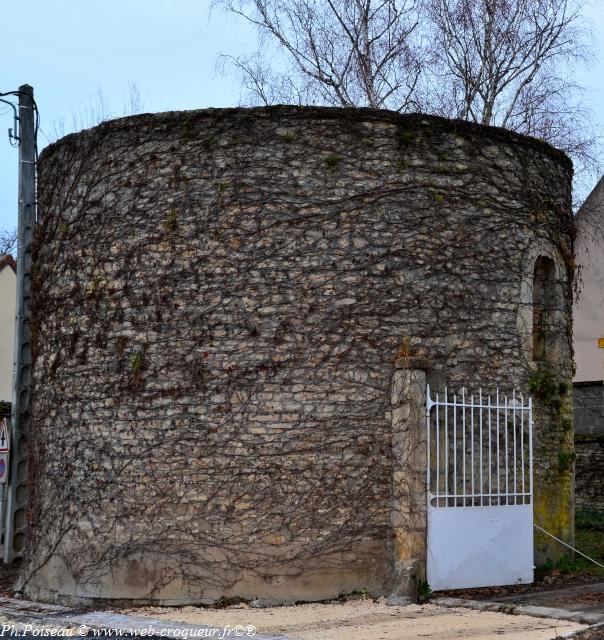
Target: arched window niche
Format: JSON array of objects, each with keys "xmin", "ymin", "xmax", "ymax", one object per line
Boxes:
[{"xmin": 517, "ymin": 247, "xmax": 565, "ymax": 368}]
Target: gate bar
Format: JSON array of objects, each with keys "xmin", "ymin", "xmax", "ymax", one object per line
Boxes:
[{"xmin": 426, "ymin": 386, "xmax": 533, "ymax": 507}]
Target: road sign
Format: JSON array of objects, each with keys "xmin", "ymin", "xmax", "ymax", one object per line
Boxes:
[
  {"xmin": 0, "ymin": 453, "xmax": 8, "ymax": 483},
  {"xmin": 0, "ymin": 419, "xmax": 8, "ymax": 453}
]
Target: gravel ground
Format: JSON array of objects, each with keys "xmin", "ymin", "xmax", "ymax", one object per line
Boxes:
[{"xmin": 131, "ymin": 600, "xmax": 585, "ymax": 639}]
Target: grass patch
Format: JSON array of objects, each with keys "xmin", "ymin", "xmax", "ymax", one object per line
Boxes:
[
  {"xmin": 560, "ymin": 528, "xmax": 604, "ymax": 576},
  {"xmin": 537, "ymin": 510, "xmax": 604, "ymax": 578},
  {"xmin": 576, "ymin": 509, "xmax": 604, "ymax": 532},
  {"xmin": 574, "ymin": 509, "xmax": 604, "ymax": 575},
  {"xmin": 553, "ymin": 510, "xmax": 604, "ymax": 576}
]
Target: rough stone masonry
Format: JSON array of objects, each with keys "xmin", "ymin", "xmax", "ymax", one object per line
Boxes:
[
  {"xmin": 21, "ymin": 106, "xmax": 575, "ymax": 604},
  {"xmin": 574, "ymin": 381, "xmax": 604, "ymax": 511}
]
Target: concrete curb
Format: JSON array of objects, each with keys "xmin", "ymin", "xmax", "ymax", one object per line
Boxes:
[
  {"xmin": 555, "ymin": 620, "xmax": 604, "ymax": 639},
  {"xmin": 434, "ymin": 596, "xmax": 604, "ymax": 626}
]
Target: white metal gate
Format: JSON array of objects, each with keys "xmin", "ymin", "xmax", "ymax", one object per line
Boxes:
[{"xmin": 426, "ymin": 386, "xmax": 534, "ymax": 590}]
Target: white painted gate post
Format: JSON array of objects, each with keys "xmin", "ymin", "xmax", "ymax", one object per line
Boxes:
[{"xmin": 389, "ymin": 359, "xmax": 428, "ymax": 603}]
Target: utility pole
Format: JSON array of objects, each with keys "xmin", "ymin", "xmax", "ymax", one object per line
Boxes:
[{"xmin": 4, "ymin": 85, "xmax": 35, "ymax": 563}]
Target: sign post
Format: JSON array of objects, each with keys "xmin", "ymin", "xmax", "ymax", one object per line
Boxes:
[
  {"xmin": 0, "ymin": 417, "xmax": 10, "ymax": 558},
  {"xmin": 0, "ymin": 418, "xmax": 9, "ymax": 484}
]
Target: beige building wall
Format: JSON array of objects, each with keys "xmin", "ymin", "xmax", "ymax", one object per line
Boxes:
[
  {"xmin": 574, "ymin": 177, "xmax": 604, "ymax": 382},
  {"xmin": 0, "ymin": 258, "xmax": 16, "ymax": 402}
]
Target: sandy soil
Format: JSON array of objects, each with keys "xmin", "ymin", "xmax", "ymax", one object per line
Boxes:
[{"xmin": 132, "ymin": 599, "xmax": 585, "ymax": 640}]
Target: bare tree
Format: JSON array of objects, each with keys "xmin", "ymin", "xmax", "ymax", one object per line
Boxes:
[
  {"xmin": 216, "ymin": 0, "xmax": 599, "ymax": 199},
  {"xmin": 0, "ymin": 228, "xmax": 17, "ymax": 257},
  {"xmin": 426, "ymin": 0, "xmax": 599, "ymax": 187},
  {"xmin": 216, "ymin": 0, "xmax": 426, "ymax": 111}
]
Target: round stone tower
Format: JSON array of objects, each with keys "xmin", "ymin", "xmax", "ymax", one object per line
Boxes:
[{"xmin": 21, "ymin": 106, "xmax": 574, "ymax": 604}]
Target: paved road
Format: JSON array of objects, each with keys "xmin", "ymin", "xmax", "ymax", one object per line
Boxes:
[{"xmin": 0, "ymin": 596, "xmax": 286, "ymax": 639}]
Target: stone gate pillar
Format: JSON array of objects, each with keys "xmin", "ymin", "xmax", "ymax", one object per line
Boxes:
[{"xmin": 389, "ymin": 359, "xmax": 428, "ymax": 603}]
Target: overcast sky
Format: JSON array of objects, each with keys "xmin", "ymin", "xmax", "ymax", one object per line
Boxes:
[{"xmin": 1, "ymin": 0, "xmax": 603, "ymax": 232}]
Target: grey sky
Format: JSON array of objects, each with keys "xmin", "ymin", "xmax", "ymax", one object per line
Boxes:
[{"xmin": 1, "ymin": 0, "xmax": 603, "ymax": 231}]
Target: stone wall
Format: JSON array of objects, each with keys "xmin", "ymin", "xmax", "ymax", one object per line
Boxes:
[
  {"xmin": 24, "ymin": 106, "xmax": 574, "ymax": 603},
  {"xmin": 574, "ymin": 381, "xmax": 604, "ymax": 511},
  {"xmin": 575, "ymin": 435, "xmax": 604, "ymax": 511},
  {"xmin": 574, "ymin": 381, "xmax": 604, "ymax": 435}
]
